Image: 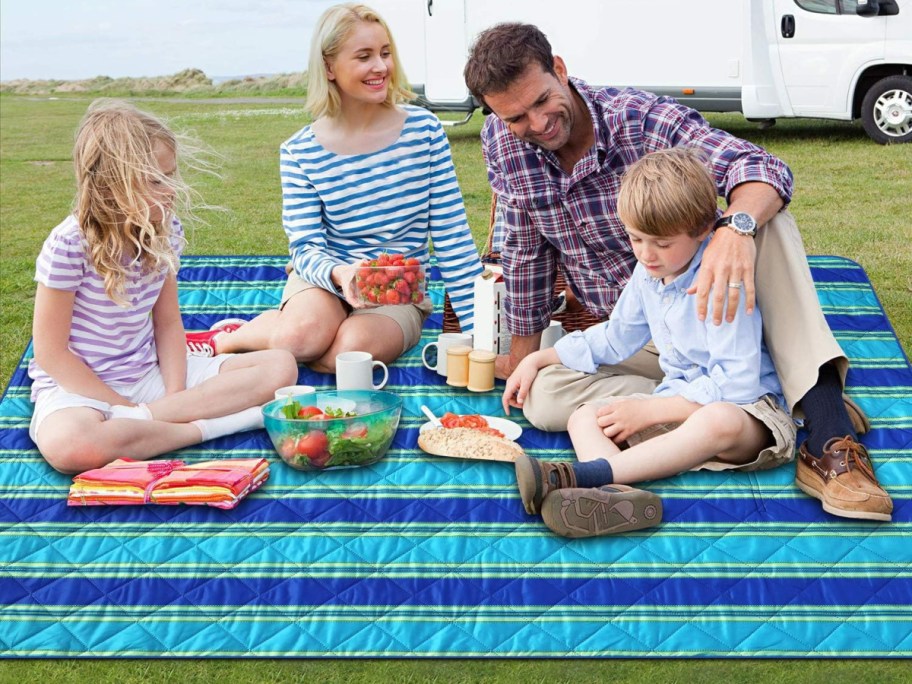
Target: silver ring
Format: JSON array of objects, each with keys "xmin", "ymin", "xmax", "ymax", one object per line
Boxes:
[{"xmin": 728, "ymin": 281, "xmax": 742, "ymax": 289}]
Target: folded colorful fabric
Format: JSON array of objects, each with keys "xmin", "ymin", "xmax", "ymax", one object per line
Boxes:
[{"xmin": 67, "ymin": 457, "xmax": 269, "ymax": 509}]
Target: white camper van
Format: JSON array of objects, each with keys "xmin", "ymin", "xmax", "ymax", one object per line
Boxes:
[{"xmin": 375, "ymin": 0, "xmax": 912, "ymax": 143}]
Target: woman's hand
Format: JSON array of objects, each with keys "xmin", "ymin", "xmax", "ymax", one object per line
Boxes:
[{"xmin": 332, "ymin": 263, "xmax": 372, "ymax": 309}]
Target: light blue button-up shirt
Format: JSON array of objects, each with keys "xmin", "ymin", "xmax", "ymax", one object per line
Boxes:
[{"xmin": 553, "ymin": 236, "xmax": 786, "ymax": 408}]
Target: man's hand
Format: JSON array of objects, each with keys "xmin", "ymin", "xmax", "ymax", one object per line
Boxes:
[
  {"xmin": 494, "ymin": 354, "xmax": 513, "ymax": 381},
  {"xmin": 494, "ymin": 332, "xmax": 543, "ymax": 380},
  {"xmin": 595, "ymin": 397, "xmax": 656, "ymax": 444},
  {"xmin": 687, "ymin": 228, "xmax": 756, "ymax": 325},
  {"xmin": 688, "ymin": 180, "xmax": 784, "ymax": 325}
]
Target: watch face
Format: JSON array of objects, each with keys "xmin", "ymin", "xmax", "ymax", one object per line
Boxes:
[{"xmin": 732, "ymin": 212, "xmax": 756, "ymax": 234}]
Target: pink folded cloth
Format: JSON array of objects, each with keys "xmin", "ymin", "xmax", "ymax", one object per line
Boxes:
[{"xmin": 67, "ymin": 457, "xmax": 269, "ymax": 509}]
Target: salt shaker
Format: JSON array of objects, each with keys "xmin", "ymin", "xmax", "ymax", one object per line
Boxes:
[
  {"xmin": 467, "ymin": 349, "xmax": 496, "ymax": 392},
  {"xmin": 446, "ymin": 345, "xmax": 472, "ymax": 387}
]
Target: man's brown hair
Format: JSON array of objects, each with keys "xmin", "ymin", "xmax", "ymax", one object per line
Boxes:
[{"xmin": 464, "ymin": 23, "xmax": 555, "ymax": 108}]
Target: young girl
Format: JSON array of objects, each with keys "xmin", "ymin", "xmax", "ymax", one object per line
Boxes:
[
  {"xmin": 29, "ymin": 100, "xmax": 298, "ymax": 474},
  {"xmin": 503, "ymin": 149, "xmax": 803, "ymax": 537},
  {"xmin": 185, "ymin": 3, "xmax": 483, "ymax": 371}
]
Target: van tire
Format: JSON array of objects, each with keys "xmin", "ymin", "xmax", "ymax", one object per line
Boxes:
[{"xmin": 861, "ymin": 75, "xmax": 912, "ymax": 144}]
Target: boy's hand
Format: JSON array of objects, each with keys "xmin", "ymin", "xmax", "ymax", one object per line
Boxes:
[
  {"xmin": 501, "ymin": 356, "xmax": 538, "ymax": 415},
  {"xmin": 595, "ymin": 397, "xmax": 655, "ymax": 444},
  {"xmin": 501, "ymin": 348, "xmax": 559, "ymax": 415}
]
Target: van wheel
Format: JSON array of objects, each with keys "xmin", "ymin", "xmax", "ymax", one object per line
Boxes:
[{"xmin": 861, "ymin": 75, "xmax": 912, "ymax": 144}]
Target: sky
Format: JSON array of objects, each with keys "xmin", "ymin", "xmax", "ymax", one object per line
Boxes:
[{"xmin": 0, "ymin": 0, "xmax": 340, "ymax": 81}]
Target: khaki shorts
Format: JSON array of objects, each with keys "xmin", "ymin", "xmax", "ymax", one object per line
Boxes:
[
  {"xmin": 588, "ymin": 393, "xmax": 797, "ymax": 472},
  {"xmin": 281, "ymin": 270, "xmax": 432, "ymax": 354}
]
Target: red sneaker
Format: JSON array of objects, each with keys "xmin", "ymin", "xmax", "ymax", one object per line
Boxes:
[
  {"xmin": 186, "ymin": 319, "xmax": 246, "ymax": 357},
  {"xmin": 209, "ymin": 318, "xmax": 246, "ymax": 334}
]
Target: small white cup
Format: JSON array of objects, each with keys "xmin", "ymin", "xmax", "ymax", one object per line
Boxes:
[
  {"xmin": 422, "ymin": 332, "xmax": 473, "ymax": 377},
  {"xmin": 539, "ymin": 320, "xmax": 566, "ymax": 350},
  {"xmin": 274, "ymin": 385, "xmax": 316, "ymax": 401},
  {"xmin": 335, "ymin": 351, "xmax": 388, "ymax": 390}
]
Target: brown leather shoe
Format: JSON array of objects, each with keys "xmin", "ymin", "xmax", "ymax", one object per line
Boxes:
[
  {"xmin": 843, "ymin": 394, "xmax": 871, "ymax": 436},
  {"xmin": 541, "ymin": 485, "xmax": 662, "ymax": 538},
  {"xmin": 514, "ymin": 453, "xmax": 578, "ymax": 515},
  {"xmin": 796, "ymin": 436, "xmax": 892, "ymax": 521}
]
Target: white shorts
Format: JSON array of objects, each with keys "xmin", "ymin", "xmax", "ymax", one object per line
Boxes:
[{"xmin": 29, "ymin": 354, "xmax": 231, "ymax": 442}]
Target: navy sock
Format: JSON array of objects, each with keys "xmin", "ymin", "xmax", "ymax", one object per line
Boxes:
[
  {"xmin": 800, "ymin": 363, "xmax": 856, "ymax": 457},
  {"xmin": 573, "ymin": 459, "xmax": 614, "ymax": 488}
]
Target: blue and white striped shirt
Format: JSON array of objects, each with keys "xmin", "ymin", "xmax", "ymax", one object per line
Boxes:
[{"xmin": 280, "ymin": 105, "xmax": 482, "ymax": 331}]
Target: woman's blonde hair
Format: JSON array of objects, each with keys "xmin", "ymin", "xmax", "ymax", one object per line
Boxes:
[
  {"xmin": 617, "ymin": 147, "xmax": 719, "ymax": 238},
  {"xmin": 305, "ymin": 3, "xmax": 414, "ymax": 119},
  {"xmin": 73, "ymin": 99, "xmax": 196, "ymax": 305}
]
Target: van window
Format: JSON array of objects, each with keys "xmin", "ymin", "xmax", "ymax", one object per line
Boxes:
[{"xmin": 794, "ymin": 0, "xmax": 857, "ymax": 13}]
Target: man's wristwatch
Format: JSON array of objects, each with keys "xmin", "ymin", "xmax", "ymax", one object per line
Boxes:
[{"xmin": 715, "ymin": 212, "xmax": 758, "ymax": 237}]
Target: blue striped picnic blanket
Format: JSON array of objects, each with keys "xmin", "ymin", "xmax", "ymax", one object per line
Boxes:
[{"xmin": 0, "ymin": 255, "xmax": 909, "ymax": 658}]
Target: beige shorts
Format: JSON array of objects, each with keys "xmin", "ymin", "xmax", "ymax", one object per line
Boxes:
[
  {"xmin": 281, "ymin": 270, "xmax": 432, "ymax": 354},
  {"xmin": 588, "ymin": 393, "xmax": 797, "ymax": 472}
]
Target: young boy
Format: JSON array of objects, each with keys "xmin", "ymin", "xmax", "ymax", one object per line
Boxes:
[{"xmin": 502, "ymin": 148, "xmax": 797, "ymax": 538}]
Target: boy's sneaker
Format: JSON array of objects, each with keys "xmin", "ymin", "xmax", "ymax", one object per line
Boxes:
[
  {"xmin": 185, "ymin": 318, "xmax": 246, "ymax": 357},
  {"xmin": 795, "ymin": 436, "xmax": 892, "ymax": 521},
  {"xmin": 540, "ymin": 485, "xmax": 663, "ymax": 538},
  {"xmin": 515, "ymin": 453, "xmax": 578, "ymax": 515}
]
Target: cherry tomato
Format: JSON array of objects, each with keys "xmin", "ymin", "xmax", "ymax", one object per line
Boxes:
[
  {"xmin": 342, "ymin": 422, "xmax": 369, "ymax": 439},
  {"xmin": 295, "ymin": 430, "xmax": 329, "ymax": 458},
  {"xmin": 296, "ymin": 406, "xmax": 324, "ymax": 419},
  {"xmin": 278, "ymin": 438, "xmax": 297, "ymax": 459}
]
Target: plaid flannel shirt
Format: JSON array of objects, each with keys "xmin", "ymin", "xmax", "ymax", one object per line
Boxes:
[{"xmin": 481, "ymin": 79, "xmax": 794, "ymax": 336}]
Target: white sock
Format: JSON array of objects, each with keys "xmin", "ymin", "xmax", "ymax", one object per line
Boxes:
[
  {"xmin": 192, "ymin": 405, "xmax": 265, "ymax": 442},
  {"xmin": 109, "ymin": 403, "xmax": 154, "ymax": 421}
]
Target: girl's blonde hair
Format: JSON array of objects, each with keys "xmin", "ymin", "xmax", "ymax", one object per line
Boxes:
[
  {"xmin": 617, "ymin": 147, "xmax": 719, "ymax": 238},
  {"xmin": 305, "ymin": 3, "xmax": 414, "ymax": 119},
  {"xmin": 73, "ymin": 99, "xmax": 193, "ymax": 305}
]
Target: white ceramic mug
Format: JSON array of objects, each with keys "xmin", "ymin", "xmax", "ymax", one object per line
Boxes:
[
  {"xmin": 539, "ymin": 320, "xmax": 566, "ymax": 350},
  {"xmin": 274, "ymin": 385, "xmax": 316, "ymax": 401},
  {"xmin": 422, "ymin": 332, "xmax": 473, "ymax": 377},
  {"xmin": 335, "ymin": 351, "xmax": 388, "ymax": 390}
]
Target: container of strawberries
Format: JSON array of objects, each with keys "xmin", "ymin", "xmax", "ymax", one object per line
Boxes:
[{"xmin": 353, "ymin": 252, "xmax": 426, "ymax": 306}]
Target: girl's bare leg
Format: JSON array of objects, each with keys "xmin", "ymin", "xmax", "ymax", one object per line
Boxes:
[
  {"xmin": 36, "ymin": 408, "xmax": 207, "ymax": 474},
  {"xmin": 146, "ymin": 350, "xmax": 297, "ymax": 423}
]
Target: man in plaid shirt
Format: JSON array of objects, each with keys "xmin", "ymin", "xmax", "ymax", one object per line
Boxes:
[{"xmin": 463, "ymin": 23, "xmax": 891, "ymax": 521}]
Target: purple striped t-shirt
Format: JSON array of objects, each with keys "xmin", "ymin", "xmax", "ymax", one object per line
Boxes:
[{"xmin": 28, "ymin": 215, "xmax": 184, "ymax": 400}]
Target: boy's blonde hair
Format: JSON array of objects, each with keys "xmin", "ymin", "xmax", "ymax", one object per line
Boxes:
[
  {"xmin": 305, "ymin": 3, "xmax": 414, "ymax": 120},
  {"xmin": 73, "ymin": 99, "xmax": 194, "ymax": 305},
  {"xmin": 617, "ymin": 147, "xmax": 718, "ymax": 238}
]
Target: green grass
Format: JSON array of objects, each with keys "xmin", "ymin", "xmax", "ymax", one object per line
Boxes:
[{"xmin": 0, "ymin": 94, "xmax": 909, "ymax": 680}]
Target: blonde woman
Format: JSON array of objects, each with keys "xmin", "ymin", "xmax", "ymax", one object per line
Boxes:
[
  {"xmin": 186, "ymin": 3, "xmax": 482, "ymax": 371},
  {"xmin": 28, "ymin": 100, "xmax": 297, "ymax": 474}
]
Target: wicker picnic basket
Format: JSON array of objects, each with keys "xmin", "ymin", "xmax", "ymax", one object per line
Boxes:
[{"xmin": 442, "ymin": 195, "xmax": 607, "ymax": 334}]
